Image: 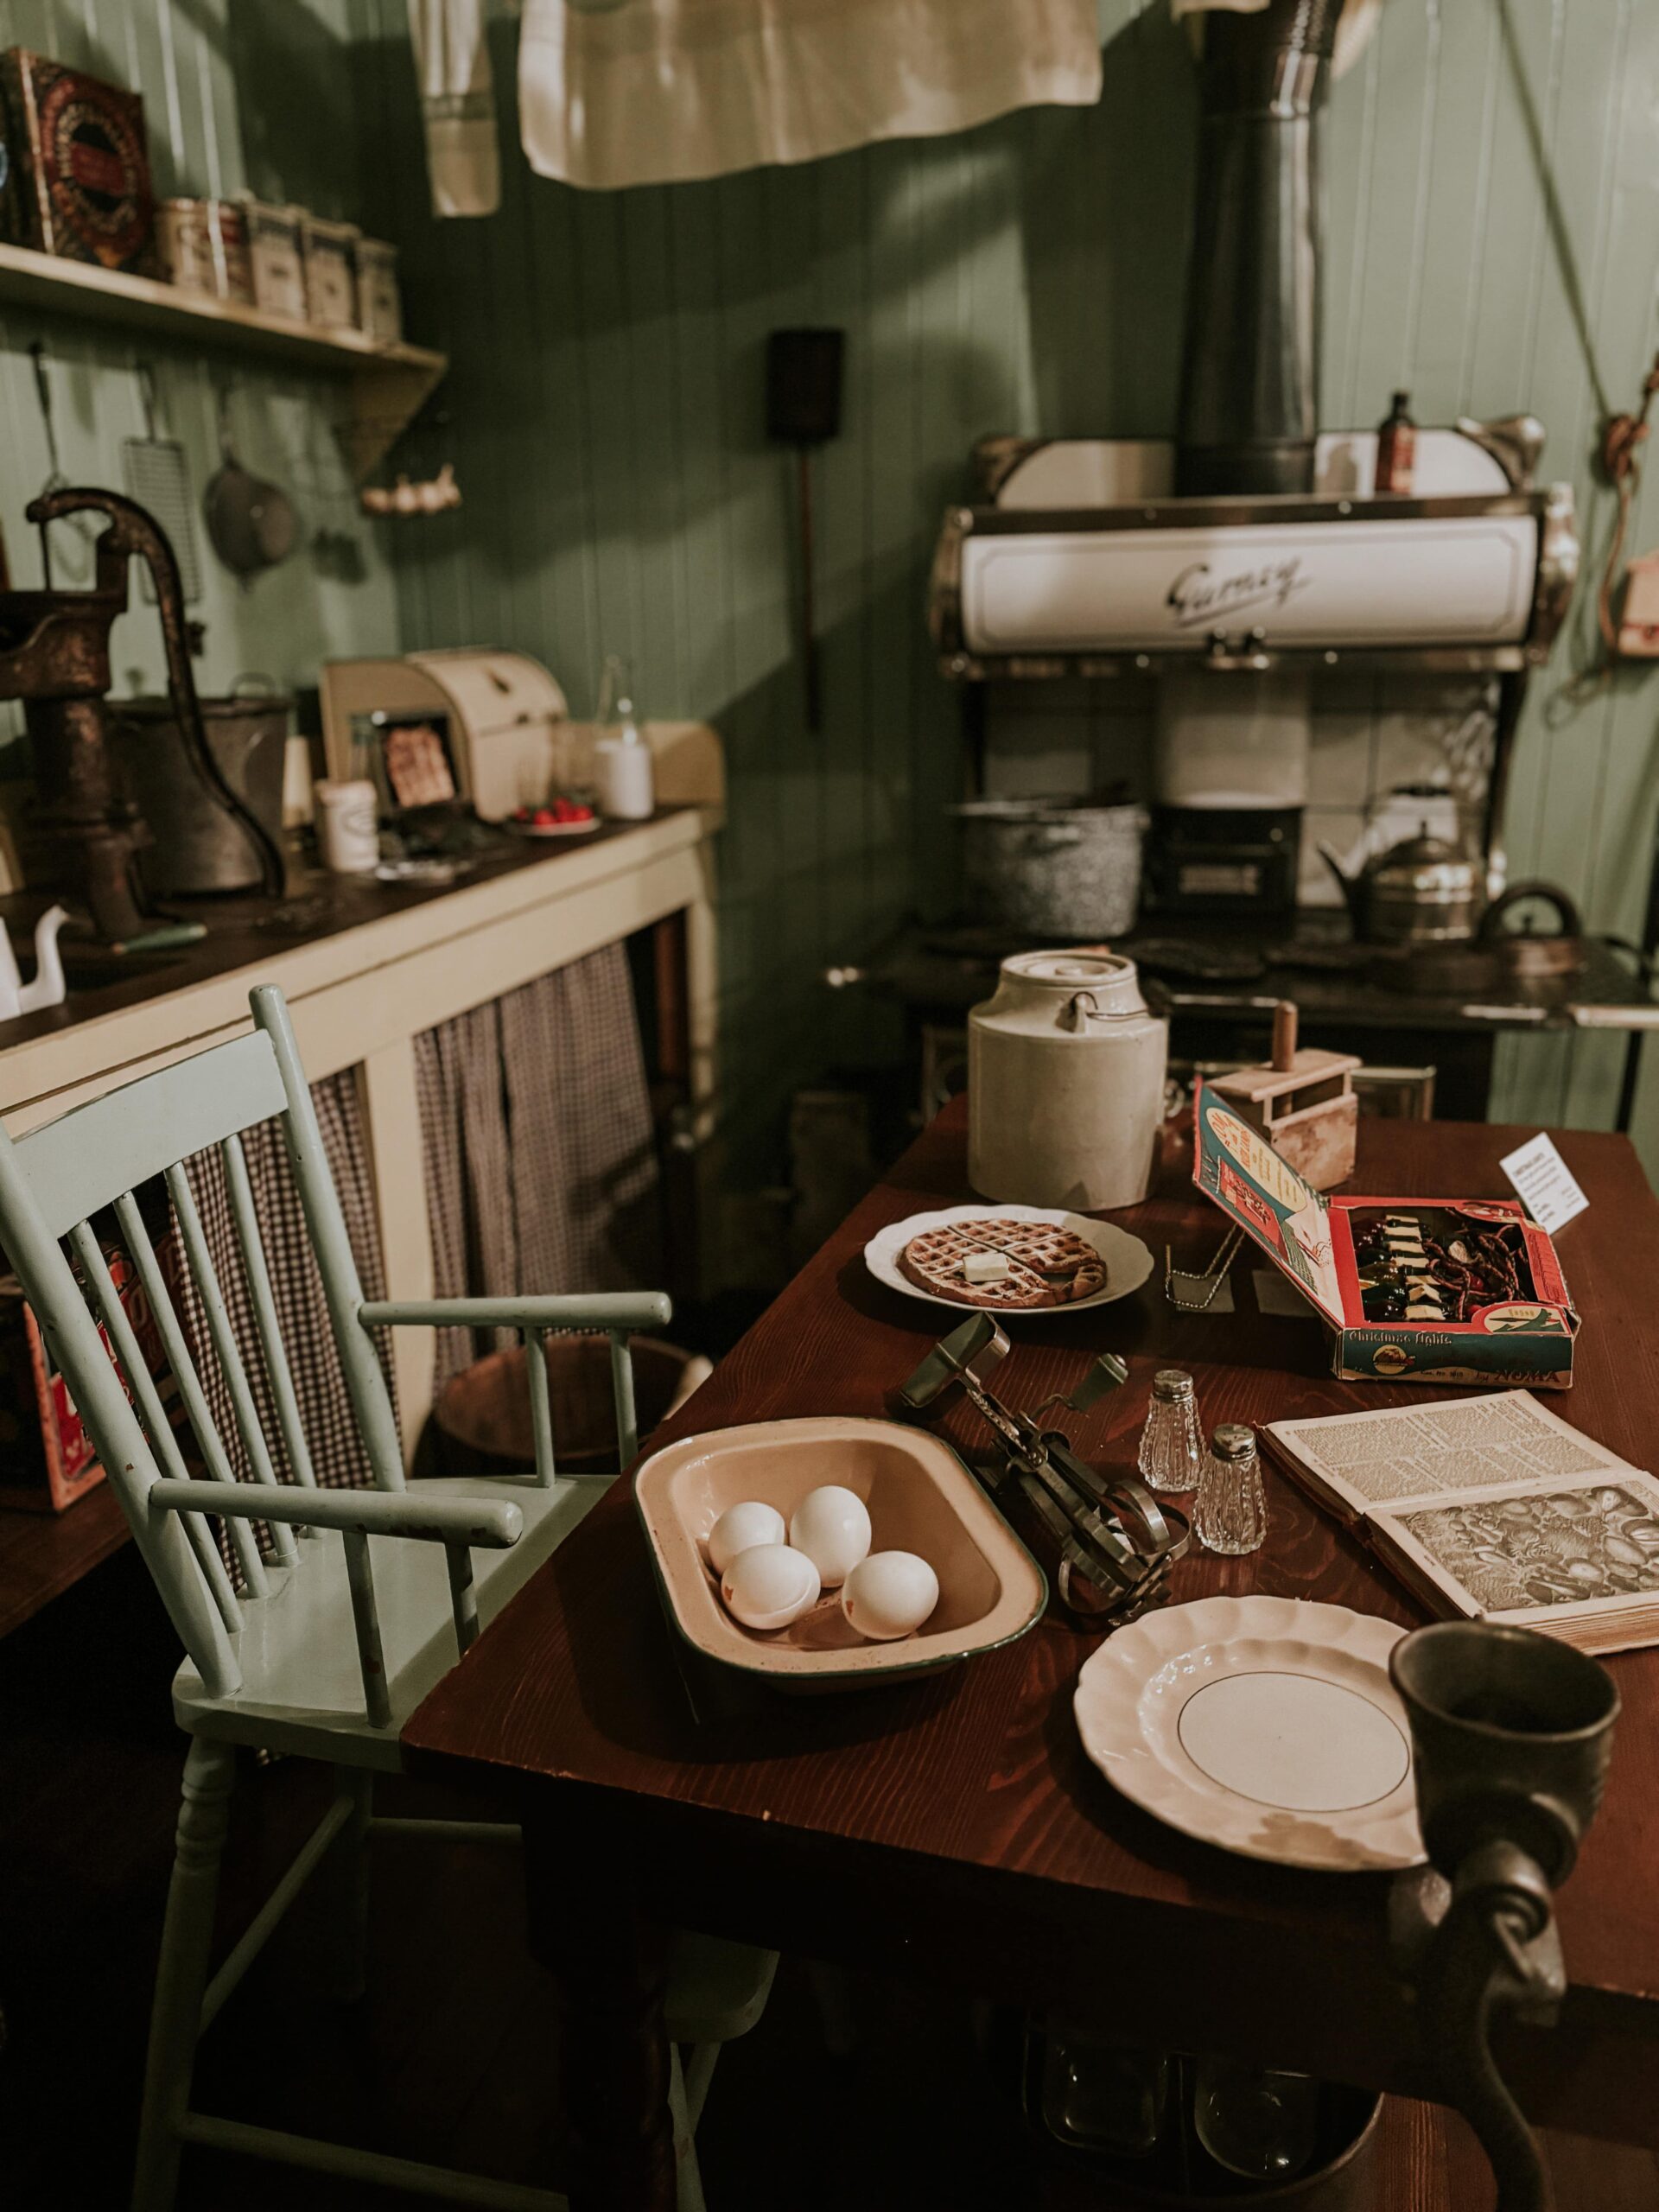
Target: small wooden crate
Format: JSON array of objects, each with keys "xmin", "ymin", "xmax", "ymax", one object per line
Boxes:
[{"xmin": 1210, "ymin": 1007, "xmax": 1360, "ymax": 1192}]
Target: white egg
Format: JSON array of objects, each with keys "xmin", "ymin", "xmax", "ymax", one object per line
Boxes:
[
  {"xmin": 841, "ymin": 1551, "xmax": 940, "ymax": 1642},
  {"xmin": 720, "ymin": 1543, "xmax": 822, "ymax": 1630},
  {"xmin": 787, "ymin": 1484, "xmax": 873, "ymax": 1588},
  {"xmin": 707, "ymin": 1499, "xmax": 786, "ymax": 1577}
]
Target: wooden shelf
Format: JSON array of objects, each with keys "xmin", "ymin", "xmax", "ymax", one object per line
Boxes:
[
  {"xmin": 0, "ymin": 241, "xmax": 447, "ymax": 483},
  {"xmin": 0, "ymin": 1484, "xmax": 130, "ymax": 1641}
]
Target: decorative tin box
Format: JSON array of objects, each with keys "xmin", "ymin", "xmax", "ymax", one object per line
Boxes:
[
  {"xmin": 0, "ymin": 49, "xmax": 156, "ymax": 273},
  {"xmin": 0, "ymin": 1236, "xmax": 175, "ymax": 1511},
  {"xmin": 1194, "ymin": 1084, "xmax": 1578, "ymax": 1390},
  {"xmin": 156, "ymin": 195, "xmax": 252, "ymax": 302}
]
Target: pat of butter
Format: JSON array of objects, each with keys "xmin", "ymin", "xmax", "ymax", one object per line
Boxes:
[{"xmin": 962, "ymin": 1249, "xmax": 1012, "ymax": 1285}]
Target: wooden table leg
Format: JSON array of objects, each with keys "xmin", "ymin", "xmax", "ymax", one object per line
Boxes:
[{"xmin": 525, "ymin": 1816, "xmax": 677, "ymax": 2212}]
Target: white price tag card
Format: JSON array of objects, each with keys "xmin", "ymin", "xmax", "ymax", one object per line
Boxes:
[{"xmin": 1498, "ymin": 1133, "xmax": 1589, "ymax": 1234}]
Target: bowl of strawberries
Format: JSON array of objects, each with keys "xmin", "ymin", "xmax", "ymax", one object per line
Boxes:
[{"xmin": 510, "ymin": 797, "xmax": 601, "ymax": 837}]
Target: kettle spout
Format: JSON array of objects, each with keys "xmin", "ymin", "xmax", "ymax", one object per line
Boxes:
[{"xmin": 17, "ymin": 903, "xmax": 68, "ymax": 1015}]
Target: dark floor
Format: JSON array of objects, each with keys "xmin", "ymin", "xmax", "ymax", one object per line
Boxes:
[{"xmin": 3, "ymin": 1543, "xmax": 1657, "ymax": 2212}]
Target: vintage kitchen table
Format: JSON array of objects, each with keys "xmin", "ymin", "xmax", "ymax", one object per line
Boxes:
[{"xmin": 404, "ymin": 1103, "xmax": 1659, "ymax": 2209}]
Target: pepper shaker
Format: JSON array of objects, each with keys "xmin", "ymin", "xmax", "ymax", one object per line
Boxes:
[
  {"xmin": 1194, "ymin": 1424, "xmax": 1268, "ymax": 1556},
  {"xmin": 1138, "ymin": 1370, "xmax": 1205, "ymax": 1494}
]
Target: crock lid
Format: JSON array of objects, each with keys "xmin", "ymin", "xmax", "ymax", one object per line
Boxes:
[{"xmin": 1001, "ymin": 949, "xmax": 1136, "ymax": 988}]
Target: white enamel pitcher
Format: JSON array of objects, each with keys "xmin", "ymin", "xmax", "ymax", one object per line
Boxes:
[
  {"xmin": 968, "ymin": 949, "xmax": 1167, "ymax": 1211},
  {"xmin": 0, "ymin": 904, "xmax": 68, "ymax": 1025}
]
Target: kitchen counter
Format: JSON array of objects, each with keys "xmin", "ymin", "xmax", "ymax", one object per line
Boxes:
[{"xmin": 0, "ymin": 802, "xmax": 721, "ymax": 1603}]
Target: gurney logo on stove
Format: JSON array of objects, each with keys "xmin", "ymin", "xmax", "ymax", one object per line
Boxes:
[{"xmin": 1167, "ymin": 556, "xmax": 1308, "ymax": 632}]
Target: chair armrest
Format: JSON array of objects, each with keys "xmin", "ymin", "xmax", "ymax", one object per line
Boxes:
[
  {"xmin": 147, "ymin": 1479, "xmax": 522, "ymax": 1549},
  {"xmin": 358, "ymin": 1293, "xmax": 671, "ymax": 1335}
]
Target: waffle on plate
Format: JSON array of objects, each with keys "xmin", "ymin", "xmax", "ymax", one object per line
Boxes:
[{"xmin": 899, "ymin": 1218, "xmax": 1106, "ymax": 1309}]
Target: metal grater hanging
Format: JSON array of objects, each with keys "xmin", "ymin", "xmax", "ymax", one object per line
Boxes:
[
  {"xmin": 122, "ymin": 362, "xmax": 201, "ymax": 606},
  {"xmin": 897, "ymin": 1314, "xmax": 1188, "ymax": 1622}
]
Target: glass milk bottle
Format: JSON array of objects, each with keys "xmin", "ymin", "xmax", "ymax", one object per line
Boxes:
[{"xmin": 593, "ymin": 654, "xmax": 655, "ymax": 821}]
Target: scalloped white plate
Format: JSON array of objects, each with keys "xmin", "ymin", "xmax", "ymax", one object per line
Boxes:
[
  {"xmin": 1073, "ymin": 1595, "xmax": 1425, "ymax": 1872},
  {"xmin": 864, "ymin": 1204, "xmax": 1154, "ymax": 1318}
]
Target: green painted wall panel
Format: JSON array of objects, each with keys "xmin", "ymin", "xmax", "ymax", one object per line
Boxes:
[
  {"xmin": 0, "ymin": 0, "xmax": 398, "ymax": 775},
  {"xmin": 347, "ymin": 0, "xmax": 1659, "ymax": 1185}
]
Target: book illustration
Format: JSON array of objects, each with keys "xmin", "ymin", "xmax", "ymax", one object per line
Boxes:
[{"xmin": 1394, "ymin": 1485, "xmax": 1659, "ymax": 1615}]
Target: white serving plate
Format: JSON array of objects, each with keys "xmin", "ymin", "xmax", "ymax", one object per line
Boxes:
[
  {"xmin": 864, "ymin": 1202, "xmax": 1154, "ymax": 1317},
  {"xmin": 1073, "ymin": 1594, "xmax": 1425, "ymax": 1872}
]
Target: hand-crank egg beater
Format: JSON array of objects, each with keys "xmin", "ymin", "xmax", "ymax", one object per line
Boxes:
[{"xmin": 0, "ymin": 486, "xmax": 283, "ymax": 951}]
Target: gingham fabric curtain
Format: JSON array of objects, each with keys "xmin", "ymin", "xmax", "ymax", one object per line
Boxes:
[
  {"xmin": 414, "ymin": 944, "xmax": 663, "ymax": 1390},
  {"xmin": 177, "ymin": 1069, "xmax": 397, "ymax": 1498}
]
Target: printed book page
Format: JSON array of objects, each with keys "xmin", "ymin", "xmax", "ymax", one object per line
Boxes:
[
  {"xmin": 1266, "ymin": 1391, "xmax": 1633, "ymax": 1515},
  {"xmin": 1370, "ymin": 1471, "xmax": 1659, "ymax": 1630}
]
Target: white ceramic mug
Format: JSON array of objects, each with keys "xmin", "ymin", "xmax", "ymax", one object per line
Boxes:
[{"xmin": 314, "ymin": 779, "xmax": 379, "ymax": 873}]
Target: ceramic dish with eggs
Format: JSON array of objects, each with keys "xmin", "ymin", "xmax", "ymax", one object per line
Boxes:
[
  {"xmin": 632, "ymin": 1415, "xmax": 1047, "ymax": 1689},
  {"xmin": 863, "ymin": 1204, "xmax": 1154, "ymax": 1318}
]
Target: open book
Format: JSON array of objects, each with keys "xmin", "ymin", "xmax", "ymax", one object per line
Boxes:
[{"xmin": 1263, "ymin": 1393, "xmax": 1659, "ymax": 1656}]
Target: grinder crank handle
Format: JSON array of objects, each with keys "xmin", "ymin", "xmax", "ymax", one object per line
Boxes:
[
  {"xmin": 896, "ymin": 1312, "xmax": 1010, "ymax": 1408},
  {"xmin": 25, "ymin": 487, "xmax": 286, "ymax": 898}
]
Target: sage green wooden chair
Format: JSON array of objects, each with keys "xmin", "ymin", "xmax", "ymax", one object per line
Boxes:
[{"xmin": 0, "ymin": 982, "xmax": 772, "ymax": 2212}]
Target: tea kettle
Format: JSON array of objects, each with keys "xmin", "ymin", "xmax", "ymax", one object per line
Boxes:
[{"xmin": 1319, "ymin": 829, "xmax": 1484, "ymax": 945}]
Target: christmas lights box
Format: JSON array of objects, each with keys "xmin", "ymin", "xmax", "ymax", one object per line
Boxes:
[{"xmin": 1193, "ymin": 1085, "xmax": 1578, "ymax": 1390}]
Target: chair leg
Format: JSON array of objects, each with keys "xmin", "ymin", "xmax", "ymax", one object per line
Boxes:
[
  {"xmin": 324, "ymin": 1767, "xmax": 374, "ymax": 2004},
  {"xmin": 132, "ymin": 1738, "xmax": 237, "ymax": 2212},
  {"xmin": 668, "ymin": 2044, "xmax": 708, "ymax": 2212}
]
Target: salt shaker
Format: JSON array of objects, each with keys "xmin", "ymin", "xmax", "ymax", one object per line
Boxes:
[
  {"xmin": 1194, "ymin": 1424, "xmax": 1268, "ymax": 1556},
  {"xmin": 1138, "ymin": 1370, "xmax": 1204, "ymax": 1494}
]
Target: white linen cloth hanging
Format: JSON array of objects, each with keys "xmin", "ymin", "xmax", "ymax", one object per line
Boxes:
[
  {"xmin": 410, "ymin": 0, "xmax": 1103, "ymax": 207},
  {"xmin": 519, "ymin": 0, "xmax": 1103, "ymax": 190}
]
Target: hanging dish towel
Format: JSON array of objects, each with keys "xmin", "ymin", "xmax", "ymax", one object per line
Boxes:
[
  {"xmin": 409, "ymin": 0, "xmax": 502, "ymax": 214},
  {"xmin": 517, "ymin": 0, "xmax": 1103, "ymax": 192}
]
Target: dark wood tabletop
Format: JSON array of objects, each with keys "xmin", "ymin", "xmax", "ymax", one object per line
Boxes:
[{"xmin": 404, "ymin": 1103, "xmax": 1659, "ymax": 2201}]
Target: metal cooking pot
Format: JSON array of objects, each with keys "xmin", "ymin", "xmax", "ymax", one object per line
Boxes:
[
  {"xmin": 113, "ymin": 685, "xmax": 291, "ymax": 894},
  {"xmin": 953, "ymin": 797, "xmax": 1149, "ymax": 940}
]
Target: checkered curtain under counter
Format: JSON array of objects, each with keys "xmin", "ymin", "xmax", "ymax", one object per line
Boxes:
[
  {"xmin": 175, "ymin": 1068, "xmax": 397, "ymax": 1501},
  {"xmin": 414, "ymin": 946, "xmax": 664, "ymax": 1389}
]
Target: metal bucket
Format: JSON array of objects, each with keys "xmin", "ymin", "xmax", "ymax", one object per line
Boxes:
[
  {"xmin": 114, "ymin": 686, "xmax": 290, "ymax": 894},
  {"xmin": 953, "ymin": 798, "xmax": 1148, "ymax": 939}
]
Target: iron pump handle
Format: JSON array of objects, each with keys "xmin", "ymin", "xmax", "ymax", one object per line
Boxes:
[{"xmin": 24, "ymin": 487, "xmax": 285, "ymax": 898}]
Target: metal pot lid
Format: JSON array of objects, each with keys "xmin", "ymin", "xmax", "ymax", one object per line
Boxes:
[
  {"xmin": 951, "ymin": 797, "xmax": 1147, "ymax": 825},
  {"xmin": 115, "ymin": 690, "xmax": 295, "ymax": 718}
]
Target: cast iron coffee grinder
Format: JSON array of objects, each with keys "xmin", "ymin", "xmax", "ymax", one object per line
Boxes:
[
  {"xmin": 0, "ymin": 486, "xmax": 283, "ymax": 950},
  {"xmin": 1390, "ymin": 1621, "xmax": 1620, "ymax": 2212}
]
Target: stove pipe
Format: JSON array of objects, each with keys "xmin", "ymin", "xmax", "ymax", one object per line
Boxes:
[{"xmin": 1175, "ymin": 0, "xmax": 1343, "ymax": 498}]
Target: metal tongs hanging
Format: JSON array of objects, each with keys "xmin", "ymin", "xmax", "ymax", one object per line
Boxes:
[{"xmin": 896, "ymin": 1315, "xmax": 1188, "ymax": 1623}]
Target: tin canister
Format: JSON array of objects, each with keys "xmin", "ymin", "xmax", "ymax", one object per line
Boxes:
[
  {"xmin": 300, "ymin": 212, "xmax": 359, "ymax": 329},
  {"xmin": 353, "ymin": 236, "xmax": 402, "ymax": 343},
  {"xmin": 155, "ymin": 197, "xmax": 252, "ymax": 302},
  {"xmin": 969, "ymin": 950, "xmax": 1168, "ymax": 1211},
  {"xmin": 238, "ymin": 194, "xmax": 307, "ymax": 320}
]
